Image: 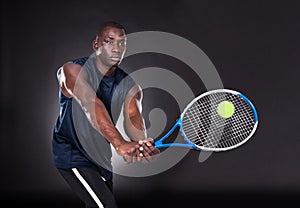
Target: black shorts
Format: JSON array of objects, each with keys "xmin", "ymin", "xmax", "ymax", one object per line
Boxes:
[{"xmin": 58, "ymin": 167, "xmax": 118, "ymax": 208}]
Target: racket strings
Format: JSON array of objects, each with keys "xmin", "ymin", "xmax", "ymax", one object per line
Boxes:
[
  {"xmin": 202, "ymin": 96, "xmax": 253, "ymax": 148},
  {"xmin": 181, "ymin": 92, "xmax": 255, "ymax": 150},
  {"xmin": 214, "ymin": 98, "xmax": 254, "ymax": 148},
  {"xmin": 184, "ymin": 94, "xmax": 227, "ymax": 147}
]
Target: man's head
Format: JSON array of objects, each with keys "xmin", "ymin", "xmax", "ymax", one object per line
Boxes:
[{"xmin": 93, "ymin": 21, "xmax": 127, "ymax": 71}]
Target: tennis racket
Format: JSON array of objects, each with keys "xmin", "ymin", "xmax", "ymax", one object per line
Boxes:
[{"xmin": 154, "ymin": 89, "xmax": 258, "ymax": 151}]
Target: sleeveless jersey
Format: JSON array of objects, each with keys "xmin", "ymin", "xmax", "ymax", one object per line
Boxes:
[{"xmin": 52, "ymin": 55, "xmax": 135, "ymax": 180}]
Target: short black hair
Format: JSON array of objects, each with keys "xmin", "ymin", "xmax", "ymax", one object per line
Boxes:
[{"xmin": 96, "ymin": 21, "xmax": 126, "ymax": 39}]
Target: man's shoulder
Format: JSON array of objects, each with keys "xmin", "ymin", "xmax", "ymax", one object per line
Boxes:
[
  {"xmin": 61, "ymin": 61, "xmax": 86, "ymax": 79},
  {"xmin": 62, "ymin": 57, "xmax": 89, "ymax": 73},
  {"xmin": 71, "ymin": 57, "xmax": 89, "ymax": 66}
]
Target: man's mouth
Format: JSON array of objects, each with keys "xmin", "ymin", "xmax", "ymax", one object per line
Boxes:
[{"xmin": 111, "ymin": 56, "xmax": 121, "ymax": 61}]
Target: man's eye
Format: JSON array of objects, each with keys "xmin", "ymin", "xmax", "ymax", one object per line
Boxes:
[
  {"xmin": 104, "ymin": 40, "xmax": 114, "ymax": 45},
  {"xmin": 119, "ymin": 41, "xmax": 126, "ymax": 46}
]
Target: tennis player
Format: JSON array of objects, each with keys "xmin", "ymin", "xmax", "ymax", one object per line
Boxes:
[{"xmin": 52, "ymin": 21, "xmax": 159, "ymax": 208}]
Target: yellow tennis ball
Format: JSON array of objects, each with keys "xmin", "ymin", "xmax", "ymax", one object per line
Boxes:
[{"xmin": 217, "ymin": 101, "xmax": 235, "ymax": 118}]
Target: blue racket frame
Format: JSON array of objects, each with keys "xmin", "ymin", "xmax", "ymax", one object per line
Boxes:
[
  {"xmin": 153, "ymin": 89, "xmax": 258, "ymax": 151},
  {"xmin": 237, "ymin": 93, "xmax": 258, "ymax": 122},
  {"xmin": 154, "ymin": 118, "xmax": 199, "ymax": 149}
]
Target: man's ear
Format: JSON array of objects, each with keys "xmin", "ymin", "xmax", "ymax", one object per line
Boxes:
[
  {"xmin": 93, "ymin": 40, "xmax": 99, "ymax": 51},
  {"xmin": 93, "ymin": 40, "xmax": 102, "ymax": 55}
]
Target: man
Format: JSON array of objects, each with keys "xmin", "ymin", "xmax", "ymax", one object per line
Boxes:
[{"xmin": 52, "ymin": 21, "xmax": 159, "ymax": 208}]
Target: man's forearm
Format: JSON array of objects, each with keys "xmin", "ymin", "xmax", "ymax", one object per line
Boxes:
[
  {"xmin": 84, "ymin": 97, "xmax": 126, "ymax": 148},
  {"xmin": 124, "ymin": 113, "xmax": 147, "ymax": 142}
]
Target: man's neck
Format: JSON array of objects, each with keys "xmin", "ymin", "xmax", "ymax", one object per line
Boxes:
[{"xmin": 95, "ymin": 58, "xmax": 116, "ymax": 76}]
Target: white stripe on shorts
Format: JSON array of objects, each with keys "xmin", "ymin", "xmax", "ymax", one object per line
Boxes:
[{"xmin": 72, "ymin": 168, "xmax": 104, "ymax": 208}]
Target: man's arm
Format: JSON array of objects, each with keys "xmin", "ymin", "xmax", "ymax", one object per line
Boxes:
[
  {"xmin": 60, "ymin": 62, "xmax": 139, "ymax": 157},
  {"xmin": 123, "ymin": 84, "xmax": 147, "ymax": 141},
  {"xmin": 123, "ymin": 84, "xmax": 160, "ymax": 158}
]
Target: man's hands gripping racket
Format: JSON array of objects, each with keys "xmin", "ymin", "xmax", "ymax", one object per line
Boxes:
[{"xmin": 139, "ymin": 89, "xmax": 258, "ymax": 154}]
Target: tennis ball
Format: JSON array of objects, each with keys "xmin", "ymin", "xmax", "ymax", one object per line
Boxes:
[{"xmin": 217, "ymin": 101, "xmax": 235, "ymax": 118}]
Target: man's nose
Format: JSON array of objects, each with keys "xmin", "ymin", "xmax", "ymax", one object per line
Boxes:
[{"xmin": 112, "ymin": 43, "xmax": 120, "ymax": 52}]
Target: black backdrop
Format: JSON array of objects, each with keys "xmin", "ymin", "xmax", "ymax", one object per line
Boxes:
[{"xmin": 1, "ymin": 0, "xmax": 300, "ymax": 207}]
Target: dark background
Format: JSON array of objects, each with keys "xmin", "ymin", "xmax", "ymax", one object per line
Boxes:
[{"xmin": 1, "ymin": 0, "xmax": 300, "ymax": 207}]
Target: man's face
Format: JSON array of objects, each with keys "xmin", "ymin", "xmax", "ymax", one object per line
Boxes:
[{"xmin": 95, "ymin": 26, "xmax": 126, "ymax": 68}]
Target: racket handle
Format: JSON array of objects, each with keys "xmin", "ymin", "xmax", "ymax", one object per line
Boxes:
[{"xmin": 155, "ymin": 142, "xmax": 198, "ymax": 149}]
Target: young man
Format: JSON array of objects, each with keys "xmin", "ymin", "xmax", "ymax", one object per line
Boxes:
[{"xmin": 52, "ymin": 21, "xmax": 159, "ymax": 208}]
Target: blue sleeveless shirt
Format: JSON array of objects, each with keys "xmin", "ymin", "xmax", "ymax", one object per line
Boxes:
[{"xmin": 52, "ymin": 55, "xmax": 135, "ymax": 180}]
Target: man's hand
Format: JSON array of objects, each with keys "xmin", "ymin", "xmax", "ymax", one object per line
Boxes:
[
  {"xmin": 115, "ymin": 139, "xmax": 160, "ymax": 163},
  {"xmin": 115, "ymin": 141, "xmax": 143, "ymax": 163},
  {"xmin": 115, "ymin": 141, "xmax": 138, "ymax": 156},
  {"xmin": 137, "ymin": 138, "xmax": 160, "ymax": 162}
]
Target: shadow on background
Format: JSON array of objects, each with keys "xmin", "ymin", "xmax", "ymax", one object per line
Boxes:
[{"xmin": 1, "ymin": 190, "xmax": 300, "ymax": 208}]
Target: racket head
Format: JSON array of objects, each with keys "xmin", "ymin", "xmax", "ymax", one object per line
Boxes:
[{"xmin": 180, "ymin": 89, "xmax": 258, "ymax": 151}]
